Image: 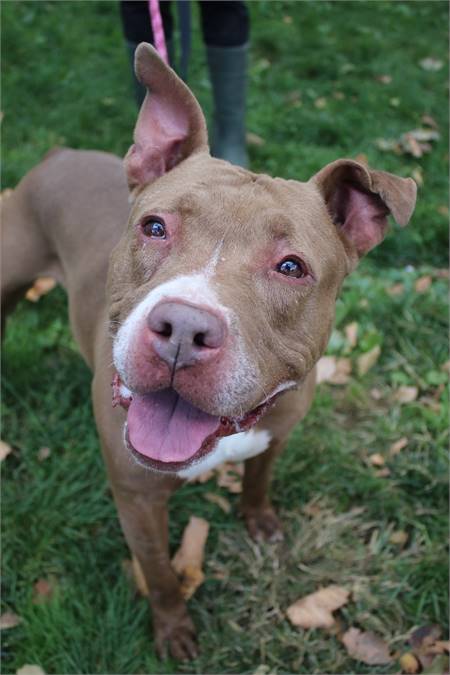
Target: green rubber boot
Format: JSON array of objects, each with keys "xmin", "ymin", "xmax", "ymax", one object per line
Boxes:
[{"xmin": 206, "ymin": 44, "xmax": 249, "ymax": 168}]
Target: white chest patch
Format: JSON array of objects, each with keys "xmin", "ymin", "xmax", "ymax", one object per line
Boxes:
[{"xmin": 177, "ymin": 429, "xmax": 272, "ymax": 481}]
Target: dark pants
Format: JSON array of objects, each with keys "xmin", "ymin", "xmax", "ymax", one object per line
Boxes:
[{"xmin": 120, "ymin": 0, "xmax": 249, "ymax": 48}]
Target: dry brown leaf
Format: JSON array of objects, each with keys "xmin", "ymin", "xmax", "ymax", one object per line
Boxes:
[
  {"xmin": 411, "ymin": 167, "xmax": 424, "ymax": 187},
  {"xmin": 282, "ymin": 14, "xmax": 293, "ymax": 24},
  {"xmin": 422, "ymin": 114, "xmax": 438, "ymax": 129},
  {"xmin": 172, "ymin": 516, "xmax": 209, "ymax": 599},
  {"xmin": 330, "ymin": 358, "xmax": 352, "ymax": 384},
  {"xmin": 316, "ymin": 356, "xmax": 337, "ymax": 384},
  {"xmin": 390, "ymin": 530, "xmax": 408, "ymax": 546},
  {"xmin": 216, "ymin": 462, "xmax": 243, "ymax": 493},
  {"xmin": 32, "ymin": 577, "xmax": 56, "ymax": 604},
  {"xmin": 370, "ymin": 387, "xmax": 383, "ymax": 400},
  {"xmin": 342, "ymin": 627, "xmax": 393, "ymax": 665},
  {"xmin": 441, "ymin": 360, "xmax": 450, "ymax": 374},
  {"xmin": 16, "ymin": 666, "xmax": 46, "ymax": 675},
  {"xmin": 400, "ymin": 652, "xmax": 420, "ymax": 673},
  {"xmin": 410, "ymin": 624, "xmax": 447, "ymax": 669},
  {"xmin": 0, "ymin": 439, "xmax": 13, "ymax": 462},
  {"xmin": 204, "ymin": 492, "xmax": 231, "ymax": 514},
  {"xmin": 286, "ymin": 585, "xmax": 349, "ymax": 629},
  {"xmin": 394, "ymin": 386, "xmax": 419, "ymax": 404},
  {"xmin": 387, "ymin": 282, "xmax": 405, "ymax": 296},
  {"xmin": 0, "ymin": 612, "xmax": 22, "ymax": 630},
  {"xmin": 415, "ymin": 275, "xmax": 432, "ymax": 293},
  {"xmin": 333, "ymin": 91, "xmax": 345, "ymax": 100},
  {"xmin": 246, "ymin": 131, "xmax": 265, "ymax": 147},
  {"xmin": 369, "ymin": 453, "xmax": 385, "ymax": 467},
  {"xmin": 37, "ymin": 447, "xmax": 51, "ymax": 461},
  {"xmin": 419, "ymin": 57, "xmax": 443, "ymax": 71},
  {"xmin": 353, "ymin": 153, "xmax": 368, "ymax": 164},
  {"xmin": 314, "ymin": 97, "xmax": 327, "ymax": 109},
  {"xmin": 375, "ymin": 467, "xmax": 391, "ymax": 478},
  {"xmin": 376, "ymin": 74, "xmax": 392, "ymax": 84},
  {"xmin": 25, "ymin": 277, "xmax": 57, "ymax": 302},
  {"xmin": 437, "ymin": 205, "xmax": 449, "ymax": 217},
  {"xmin": 433, "ymin": 268, "xmax": 449, "ymax": 279},
  {"xmin": 344, "ymin": 321, "xmax": 359, "ymax": 349},
  {"xmin": 357, "ymin": 345, "xmax": 381, "ymax": 376},
  {"xmin": 389, "ymin": 437, "xmax": 409, "ymax": 456}
]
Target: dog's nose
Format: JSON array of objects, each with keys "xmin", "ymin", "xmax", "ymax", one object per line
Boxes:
[{"xmin": 147, "ymin": 301, "xmax": 227, "ymax": 368}]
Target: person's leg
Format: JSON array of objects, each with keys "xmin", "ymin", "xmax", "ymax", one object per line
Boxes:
[
  {"xmin": 199, "ymin": 1, "xmax": 250, "ymax": 167},
  {"xmin": 120, "ymin": 1, "xmax": 174, "ymax": 105}
]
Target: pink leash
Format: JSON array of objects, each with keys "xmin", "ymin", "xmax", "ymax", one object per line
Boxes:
[{"xmin": 148, "ymin": 0, "xmax": 169, "ymax": 64}]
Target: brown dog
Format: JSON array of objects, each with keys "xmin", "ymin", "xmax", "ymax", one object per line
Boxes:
[{"xmin": 1, "ymin": 44, "xmax": 416, "ymax": 660}]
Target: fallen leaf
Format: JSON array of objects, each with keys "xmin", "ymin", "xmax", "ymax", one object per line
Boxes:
[
  {"xmin": 353, "ymin": 153, "xmax": 368, "ymax": 165},
  {"xmin": 33, "ymin": 577, "xmax": 56, "ymax": 604},
  {"xmin": 246, "ymin": 131, "xmax": 265, "ymax": 147},
  {"xmin": 333, "ymin": 90, "xmax": 345, "ymax": 100},
  {"xmin": 342, "ymin": 627, "xmax": 393, "ymax": 665},
  {"xmin": 370, "ymin": 387, "xmax": 383, "ymax": 400},
  {"xmin": 172, "ymin": 516, "xmax": 209, "ymax": 599},
  {"xmin": 375, "ymin": 137, "xmax": 401, "ymax": 153},
  {"xmin": 314, "ymin": 97, "xmax": 327, "ymax": 109},
  {"xmin": 437, "ymin": 205, "xmax": 449, "ymax": 217},
  {"xmin": 316, "ymin": 356, "xmax": 337, "ymax": 384},
  {"xmin": 25, "ymin": 277, "xmax": 57, "ymax": 302},
  {"xmin": 422, "ymin": 114, "xmax": 438, "ymax": 129},
  {"xmin": 375, "ymin": 467, "xmax": 391, "ymax": 478},
  {"xmin": 410, "ymin": 625, "xmax": 447, "ymax": 669},
  {"xmin": 216, "ymin": 462, "xmax": 243, "ymax": 493},
  {"xmin": 389, "ymin": 437, "xmax": 408, "ymax": 456},
  {"xmin": 357, "ymin": 345, "xmax": 381, "ymax": 376},
  {"xmin": 415, "ymin": 275, "xmax": 432, "ymax": 293},
  {"xmin": 387, "ymin": 282, "xmax": 405, "ymax": 296},
  {"xmin": 16, "ymin": 667, "xmax": 46, "ymax": 675},
  {"xmin": 419, "ymin": 57, "xmax": 443, "ymax": 71},
  {"xmin": 376, "ymin": 74, "xmax": 392, "ymax": 84},
  {"xmin": 286, "ymin": 585, "xmax": 349, "ymax": 629},
  {"xmin": 394, "ymin": 386, "xmax": 419, "ymax": 404},
  {"xmin": 420, "ymin": 396, "xmax": 441, "ymax": 413},
  {"xmin": 369, "ymin": 452, "xmax": 385, "ymax": 467},
  {"xmin": 0, "ymin": 612, "xmax": 22, "ymax": 630},
  {"xmin": 389, "ymin": 530, "xmax": 408, "ymax": 546},
  {"xmin": 0, "ymin": 440, "xmax": 13, "ymax": 462},
  {"xmin": 344, "ymin": 321, "xmax": 359, "ymax": 349},
  {"xmin": 400, "ymin": 652, "xmax": 420, "ymax": 673},
  {"xmin": 390, "ymin": 96, "xmax": 401, "ymax": 108},
  {"xmin": 204, "ymin": 492, "xmax": 231, "ymax": 514},
  {"xmin": 37, "ymin": 447, "xmax": 51, "ymax": 461},
  {"xmin": 282, "ymin": 14, "xmax": 292, "ymax": 24},
  {"xmin": 331, "ymin": 358, "xmax": 352, "ymax": 384},
  {"xmin": 434, "ymin": 267, "xmax": 449, "ymax": 279},
  {"xmin": 440, "ymin": 360, "xmax": 450, "ymax": 374},
  {"xmin": 411, "ymin": 167, "xmax": 424, "ymax": 187}
]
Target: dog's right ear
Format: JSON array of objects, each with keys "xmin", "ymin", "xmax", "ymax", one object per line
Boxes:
[{"xmin": 124, "ymin": 43, "xmax": 208, "ymax": 195}]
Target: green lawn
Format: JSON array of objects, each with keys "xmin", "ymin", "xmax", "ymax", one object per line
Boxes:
[{"xmin": 2, "ymin": 2, "xmax": 448, "ymax": 674}]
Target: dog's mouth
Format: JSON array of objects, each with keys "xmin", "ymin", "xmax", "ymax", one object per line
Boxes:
[{"xmin": 112, "ymin": 374, "xmax": 279, "ymax": 472}]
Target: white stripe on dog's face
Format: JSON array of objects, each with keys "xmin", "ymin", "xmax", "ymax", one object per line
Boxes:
[
  {"xmin": 178, "ymin": 428, "xmax": 272, "ymax": 480},
  {"xmin": 113, "ymin": 273, "xmax": 230, "ymax": 376},
  {"xmin": 112, "ymin": 273, "xmax": 261, "ymax": 412}
]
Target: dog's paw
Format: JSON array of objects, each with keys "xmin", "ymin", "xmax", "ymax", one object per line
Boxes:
[
  {"xmin": 242, "ymin": 505, "xmax": 284, "ymax": 543},
  {"xmin": 154, "ymin": 611, "xmax": 198, "ymax": 661}
]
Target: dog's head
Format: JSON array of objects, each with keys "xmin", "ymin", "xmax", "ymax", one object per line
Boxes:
[{"xmin": 108, "ymin": 44, "xmax": 416, "ymax": 475}]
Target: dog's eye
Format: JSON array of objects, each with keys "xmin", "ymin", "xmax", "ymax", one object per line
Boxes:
[
  {"xmin": 276, "ymin": 257, "xmax": 307, "ymax": 278},
  {"xmin": 142, "ymin": 218, "xmax": 166, "ymax": 239}
]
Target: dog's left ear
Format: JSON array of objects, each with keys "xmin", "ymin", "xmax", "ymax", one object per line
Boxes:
[
  {"xmin": 311, "ymin": 159, "xmax": 417, "ymax": 260},
  {"xmin": 124, "ymin": 43, "xmax": 208, "ymax": 194}
]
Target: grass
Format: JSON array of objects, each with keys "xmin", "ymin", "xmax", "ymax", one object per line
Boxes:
[{"xmin": 2, "ymin": 1, "xmax": 448, "ymax": 674}]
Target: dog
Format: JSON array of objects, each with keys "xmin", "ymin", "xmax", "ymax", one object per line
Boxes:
[{"xmin": 1, "ymin": 44, "xmax": 416, "ymax": 660}]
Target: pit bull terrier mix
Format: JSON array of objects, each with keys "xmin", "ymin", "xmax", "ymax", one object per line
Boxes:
[{"xmin": 2, "ymin": 44, "xmax": 416, "ymax": 660}]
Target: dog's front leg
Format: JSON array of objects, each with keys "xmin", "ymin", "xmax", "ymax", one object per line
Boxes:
[
  {"xmin": 111, "ymin": 477, "xmax": 198, "ymax": 661},
  {"xmin": 240, "ymin": 439, "xmax": 285, "ymax": 543}
]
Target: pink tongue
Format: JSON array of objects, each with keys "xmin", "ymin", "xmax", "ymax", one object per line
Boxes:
[{"xmin": 127, "ymin": 389, "xmax": 221, "ymax": 463}]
